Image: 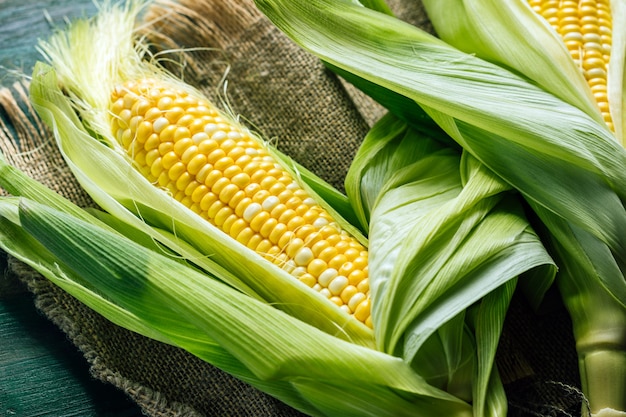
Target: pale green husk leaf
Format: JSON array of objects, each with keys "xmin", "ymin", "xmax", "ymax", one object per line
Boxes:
[
  {"xmin": 0, "ymin": 185, "xmax": 474, "ymax": 417},
  {"xmin": 255, "ymin": 0, "xmax": 626, "ymax": 308},
  {"xmin": 255, "ymin": 0, "xmax": 626, "ymax": 413},
  {"xmin": 343, "ymin": 113, "xmax": 554, "ymax": 414},
  {"xmin": 421, "ymin": 0, "xmax": 626, "ymax": 146},
  {"xmin": 346, "ymin": 114, "xmax": 555, "ymax": 355}
]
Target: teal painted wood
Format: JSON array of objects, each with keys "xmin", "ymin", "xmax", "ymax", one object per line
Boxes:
[
  {"xmin": 0, "ymin": 297, "xmax": 142, "ymax": 416},
  {"xmin": 0, "ymin": 0, "xmax": 98, "ymax": 78},
  {"xmin": 0, "ymin": 1, "xmax": 144, "ymax": 415}
]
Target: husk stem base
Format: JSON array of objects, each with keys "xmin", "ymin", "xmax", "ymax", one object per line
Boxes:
[{"xmin": 579, "ymin": 348, "xmax": 626, "ymax": 416}]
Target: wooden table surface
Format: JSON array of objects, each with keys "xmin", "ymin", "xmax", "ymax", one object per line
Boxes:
[{"xmin": 0, "ymin": 1, "xmax": 144, "ymax": 415}]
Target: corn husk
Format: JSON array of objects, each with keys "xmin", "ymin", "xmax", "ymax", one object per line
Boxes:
[
  {"xmin": 254, "ymin": 0, "xmax": 626, "ymax": 414},
  {"xmin": 0, "ymin": 173, "xmax": 471, "ymax": 417},
  {"xmin": 344, "ymin": 113, "xmax": 553, "ymax": 415},
  {"xmin": 255, "ymin": 0, "xmax": 626, "ymax": 315},
  {"xmin": 421, "ymin": 0, "xmax": 626, "ymax": 146},
  {"xmin": 418, "ymin": 2, "xmax": 626, "ymax": 414}
]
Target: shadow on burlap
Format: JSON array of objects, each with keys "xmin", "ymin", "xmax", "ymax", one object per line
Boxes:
[{"xmin": 0, "ymin": 0, "xmax": 585, "ymax": 415}]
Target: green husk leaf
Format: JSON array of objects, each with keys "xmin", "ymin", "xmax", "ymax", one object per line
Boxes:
[
  {"xmin": 343, "ymin": 112, "xmax": 555, "ymax": 413},
  {"xmin": 8, "ymin": 196, "xmax": 474, "ymax": 416},
  {"xmin": 344, "ymin": 113, "xmax": 449, "ymax": 229},
  {"xmin": 353, "ymin": 0, "xmax": 393, "ymax": 15},
  {"xmin": 420, "ymin": 0, "xmax": 626, "ymax": 146},
  {"xmin": 255, "ymin": 0, "xmax": 626, "ymax": 306},
  {"xmin": 419, "ymin": 0, "xmax": 604, "ymax": 127},
  {"xmin": 471, "ymin": 279, "xmax": 516, "ymax": 417},
  {"xmin": 346, "ymin": 114, "xmax": 555, "ymax": 355},
  {"xmin": 0, "ymin": 152, "xmax": 98, "ymax": 225},
  {"xmin": 0, "ymin": 197, "xmax": 173, "ymax": 346},
  {"xmin": 0, "ymin": 197, "xmax": 320, "ymax": 415},
  {"xmin": 410, "ymin": 312, "xmax": 476, "ymax": 402}
]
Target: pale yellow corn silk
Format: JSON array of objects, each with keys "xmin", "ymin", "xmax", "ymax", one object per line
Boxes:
[
  {"xmin": 528, "ymin": 0, "xmax": 614, "ymax": 130},
  {"xmin": 109, "ymin": 78, "xmax": 372, "ymax": 327}
]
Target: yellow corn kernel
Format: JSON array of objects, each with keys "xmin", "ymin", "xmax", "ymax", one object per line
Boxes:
[
  {"xmin": 109, "ymin": 78, "xmax": 372, "ymax": 327},
  {"xmin": 528, "ymin": 0, "xmax": 613, "ymax": 130}
]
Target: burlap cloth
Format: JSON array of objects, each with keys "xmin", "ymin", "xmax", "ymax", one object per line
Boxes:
[{"xmin": 0, "ymin": 0, "xmax": 585, "ymax": 415}]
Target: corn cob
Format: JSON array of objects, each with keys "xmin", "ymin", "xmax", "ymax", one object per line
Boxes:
[
  {"xmin": 109, "ymin": 78, "xmax": 372, "ymax": 328},
  {"xmin": 528, "ymin": 0, "xmax": 613, "ymax": 130}
]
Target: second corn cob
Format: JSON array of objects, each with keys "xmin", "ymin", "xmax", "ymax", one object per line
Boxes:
[{"xmin": 528, "ymin": 0, "xmax": 613, "ymax": 130}]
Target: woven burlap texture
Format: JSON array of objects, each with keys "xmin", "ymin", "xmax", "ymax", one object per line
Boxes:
[{"xmin": 0, "ymin": 0, "xmax": 586, "ymax": 416}]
